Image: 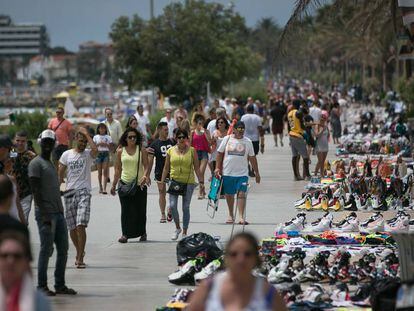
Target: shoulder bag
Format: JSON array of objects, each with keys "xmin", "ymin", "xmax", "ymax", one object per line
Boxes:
[
  {"xmin": 167, "ymin": 147, "xmax": 193, "ymax": 196},
  {"xmin": 117, "ymin": 146, "xmax": 141, "ymax": 197}
]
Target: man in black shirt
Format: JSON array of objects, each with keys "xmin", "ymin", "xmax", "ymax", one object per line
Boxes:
[{"xmin": 147, "ymin": 122, "xmax": 175, "ymax": 223}]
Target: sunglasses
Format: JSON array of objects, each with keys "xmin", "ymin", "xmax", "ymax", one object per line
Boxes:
[
  {"xmin": 0, "ymin": 252, "xmax": 25, "ymax": 260},
  {"xmin": 177, "ymin": 136, "xmax": 187, "ymax": 140},
  {"xmin": 127, "ymin": 135, "xmax": 137, "ymax": 140},
  {"xmin": 228, "ymin": 250, "xmax": 254, "ymax": 258},
  {"xmin": 56, "ymin": 111, "xmax": 63, "ymax": 114},
  {"xmin": 235, "ymin": 127, "xmax": 245, "ymax": 131}
]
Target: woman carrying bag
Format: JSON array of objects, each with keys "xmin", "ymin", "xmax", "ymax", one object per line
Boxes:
[
  {"xmin": 161, "ymin": 128, "xmax": 203, "ymax": 241},
  {"xmin": 111, "ymin": 127, "xmax": 150, "ymax": 243}
]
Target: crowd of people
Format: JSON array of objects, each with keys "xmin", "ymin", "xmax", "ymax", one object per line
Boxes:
[{"xmin": 0, "ymin": 83, "xmax": 355, "ymax": 309}]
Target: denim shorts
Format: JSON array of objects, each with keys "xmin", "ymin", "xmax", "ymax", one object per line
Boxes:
[
  {"xmin": 96, "ymin": 151, "xmax": 109, "ymax": 164},
  {"xmin": 197, "ymin": 150, "xmax": 209, "ymax": 161},
  {"xmin": 222, "ymin": 176, "xmax": 248, "ymax": 195}
]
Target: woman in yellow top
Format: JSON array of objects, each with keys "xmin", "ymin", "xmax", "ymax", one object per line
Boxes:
[
  {"xmin": 161, "ymin": 128, "xmax": 203, "ymax": 241},
  {"xmin": 111, "ymin": 127, "xmax": 149, "ymax": 243}
]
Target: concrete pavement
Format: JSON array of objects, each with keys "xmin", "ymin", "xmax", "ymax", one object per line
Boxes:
[{"xmin": 27, "ymin": 135, "xmax": 332, "ymax": 310}]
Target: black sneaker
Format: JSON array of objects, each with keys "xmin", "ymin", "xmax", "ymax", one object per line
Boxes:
[
  {"xmin": 37, "ymin": 286, "xmax": 56, "ymax": 296},
  {"xmin": 351, "ymin": 283, "xmax": 372, "ymax": 302},
  {"xmin": 55, "ymin": 286, "xmax": 77, "ymax": 295}
]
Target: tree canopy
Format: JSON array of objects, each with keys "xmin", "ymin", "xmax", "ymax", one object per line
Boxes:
[{"xmin": 109, "ymin": 1, "xmax": 261, "ymax": 98}]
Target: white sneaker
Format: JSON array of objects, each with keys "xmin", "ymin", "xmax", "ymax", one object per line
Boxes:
[
  {"xmin": 181, "ymin": 233, "xmax": 188, "ymax": 239},
  {"xmin": 334, "ymin": 212, "xmax": 359, "ymax": 232},
  {"xmin": 304, "ymin": 212, "xmax": 333, "ymax": 232},
  {"xmin": 171, "ymin": 229, "xmax": 182, "ymax": 241}
]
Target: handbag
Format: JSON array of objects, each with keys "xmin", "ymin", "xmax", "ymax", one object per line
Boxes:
[
  {"xmin": 167, "ymin": 147, "xmax": 193, "ymax": 196},
  {"xmin": 117, "ymin": 146, "xmax": 141, "ymax": 197}
]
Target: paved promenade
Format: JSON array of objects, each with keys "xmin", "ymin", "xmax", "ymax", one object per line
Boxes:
[{"xmin": 28, "ymin": 135, "xmax": 322, "ymax": 310}]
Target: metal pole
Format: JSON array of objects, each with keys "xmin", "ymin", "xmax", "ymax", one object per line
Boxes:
[{"xmin": 150, "ymin": 0, "xmax": 154, "ymax": 19}]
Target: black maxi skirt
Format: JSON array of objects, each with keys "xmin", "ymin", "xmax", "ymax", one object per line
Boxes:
[{"xmin": 119, "ymin": 186, "xmax": 147, "ymax": 238}]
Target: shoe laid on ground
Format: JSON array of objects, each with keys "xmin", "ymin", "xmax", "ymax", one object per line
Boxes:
[
  {"xmin": 118, "ymin": 236, "xmax": 128, "ymax": 243},
  {"xmin": 275, "ymin": 213, "xmax": 306, "ymax": 233},
  {"xmin": 55, "ymin": 286, "xmax": 77, "ymax": 295},
  {"xmin": 171, "ymin": 229, "xmax": 182, "ymax": 241},
  {"xmin": 194, "ymin": 257, "xmax": 223, "ymax": 284},
  {"xmin": 387, "ymin": 211, "xmax": 410, "ymax": 225},
  {"xmin": 359, "ymin": 212, "xmax": 384, "ymax": 232},
  {"xmin": 333, "ymin": 212, "xmax": 359, "ymax": 232},
  {"xmin": 304, "ymin": 212, "xmax": 332, "ymax": 232},
  {"xmin": 37, "ymin": 286, "xmax": 56, "ymax": 296},
  {"xmin": 168, "ymin": 259, "xmax": 197, "ymax": 285},
  {"xmin": 385, "ymin": 213, "xmax": 410, "ymax": 232},
  {"xmin": 350, "ymin": 283, "xmax": 372, "ymax": 305}
]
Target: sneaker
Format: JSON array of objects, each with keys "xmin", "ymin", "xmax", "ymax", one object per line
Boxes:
[
  {"xmin": 171, "ymin": 229, "xmax": 182, "ymax": 241},
  {"xmin": 194, "ymin": 257, "xmax": 223, "ymax": 284},
  {"xmin": 385, "ymin": 213, "xmax": 410, "ymax": 231},
  {"xmin": 37, "ymin": 286, "xmax": 56, "ymax": 296},
  {"xmin": 351, "ymin": 283, "xmax": 372, "ymax": 304},
  {"xmin": 304, "ymin": 212, "xmax": 333, "ymax": 232},
  {"xmin": 181, "ymin": 233, "xmax": 188, "ymax": 239},
  {"xmin": 334, "ymin": 212, "xmax": 359, "ymax": 232},
  {"xmin": 275, "ymin": 213, "xmax": 306, "ymax": 233},
  {"xmin": 359, "ymin": 212, "xmax": 384, "ymax": 232},
  {"xmin": 168, "ymin": 259, "xmax": 197, "ymax": 285}
]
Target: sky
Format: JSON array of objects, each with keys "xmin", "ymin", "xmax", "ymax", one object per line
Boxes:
[{"xmin": 0, "ymin": 0, "xmax": 295, "ymax": 51}]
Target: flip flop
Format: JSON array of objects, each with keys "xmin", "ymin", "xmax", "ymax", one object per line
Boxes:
[
  {"xmin": 102, "ymin": 191, "xmax": 108, "ymax": 195},
  {"xmin": 160, "ymin": 218, "xmax": 167, "ymax": 223},
  {"xmin": 239, "ymin": 220, "xmax": 249, "ymax": 225},
  {"xmin": 76, "ymin": 262, "xmax": 86, "ymax": 269},
  {"xmin": 226, "ymin": 219, "xmax": 234, "ymax": 224}
]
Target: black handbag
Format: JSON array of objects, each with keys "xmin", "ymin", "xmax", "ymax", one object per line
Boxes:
[
  {"xmin": 167, "ymin": 147, "xmax": 193, "ymax": 196},
  {"xmin": 117, "ymin": 147, "xmax": 141, "ymax": 198}
]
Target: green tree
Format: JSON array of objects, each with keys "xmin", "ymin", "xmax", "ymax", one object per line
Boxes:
[{"xmin": 109, "ymin": 1, "xmax": 260, "ymax": 98}]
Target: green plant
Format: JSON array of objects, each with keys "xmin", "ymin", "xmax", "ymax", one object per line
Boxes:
[
  {"xmin": 230, "ymin": 79, "xmax": 268, "ymax": 103},
  {"xmin": 13, "ymin": 111, "xmax": 48, "ymax": 139},
  {"xmin": 397, "ymin": 77, "xmax": 414, "ymax": 112},
  {"xmin": 149, "ymin": 110, "xmax": 166, "ymax": 133}
]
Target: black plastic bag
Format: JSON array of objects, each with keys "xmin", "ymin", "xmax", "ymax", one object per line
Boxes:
[{"xmin": 176, "ymin": 232, "xmax": 222, "ymax": 265}]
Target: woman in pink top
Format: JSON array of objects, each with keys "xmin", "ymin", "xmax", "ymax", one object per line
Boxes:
[{"xmin": 190, "ymin": 113, "xmax": 212, "ymax": 199}]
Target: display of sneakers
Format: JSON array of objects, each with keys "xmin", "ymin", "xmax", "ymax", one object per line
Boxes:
[
  {"xmin": 194, "ymin": 257, "xmax": 223, "ymax": 284},
  {"xmin": 275, "ymin": 213, "xmax": 306, "ymax": 233},
  {"xmin": 168, "ymin": 253, "xmax": 206, "ymax": 285},
  {"xmin": 359, "ymin": 212, "xmax": 385, "ymax": 232},
  {"xmin": 385, "ymin": 211, "xmax": 410, "ymax": 232},
  {"xmin": 165, "ymin": 288, "xmax": 194, "ymax": 309},
  {"xmin": 304, "ymin": 212, "xmax": 333, "ymax": 232},
  {"xmin": 333, "ymin": 212, "xmax": 359, "ymax": 232}
]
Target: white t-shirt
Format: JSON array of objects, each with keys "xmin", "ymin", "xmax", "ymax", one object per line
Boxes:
[
  {"xmin": 60, "ymin": 149, "xmax": 94, "ymax": 191},
  {"xmin": 309, "ymin": 106, "xmax": 322, "ymax": 122},
  {"xmin": 207, "ymin": 119, "xmax": 217, "ymax": 135},
  {"xmin": 241, "ymin": 114, "xmax": 262, "ymax": 142},
  {"xmin": 134, "ymin": 113, "xmax": 150, "ymax": 137},
  {"xmin": 93, "ymin": 134, "xmax": 112, "ymax": 152},
  {"xmin": 221, "ymin": 103, "xmax": 233, "ymax": 118},
  {"xmin": 160, "ymin": 116, "xmax": 177, "ymax": 139},
  {"xmin": 217, "ymin": 135, "xmax": 255, "ymax": 177}
]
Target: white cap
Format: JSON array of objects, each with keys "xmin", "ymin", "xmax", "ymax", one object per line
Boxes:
[{"xmin": 40, "ymin": 129, "xmax": 56, "ymax": 140}]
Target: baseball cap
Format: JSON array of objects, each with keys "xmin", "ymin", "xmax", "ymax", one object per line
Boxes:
[
  {"xmin": 40, "ymin": 129, "xmax": 56, "ymax": 140},
  {"xmin": 0, "ymin": 135, "xmax": 12, "ymax": 149},
  {"xmin": 234, "ymin": 121, "xmax": 245, "ymax": 129}
]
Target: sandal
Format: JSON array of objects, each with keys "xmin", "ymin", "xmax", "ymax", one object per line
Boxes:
[
  {"xmin": 225, "ymin": 218, "xmax": 234, "ymax": 224},
  {"xmin": 55, "ymin": 286, "xmax": 77, "ymax": 295},
  {"xmin": 118, "ymin": 236, "xmax": 128, "ymax": 243},
  {"xmin": 238, "ymin": 220, "xmax": 249, "ymax": 225},
  {"xmin": 102, "ymin": 191, "xmax": 108, "ymax": 195},
  {"xmin": 76, "ymin": 262, "xmax": 86, "ymax": 269},
  {"xmin": 160, "ymin": 217, "xmax": 167, "ymax": 223}
]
